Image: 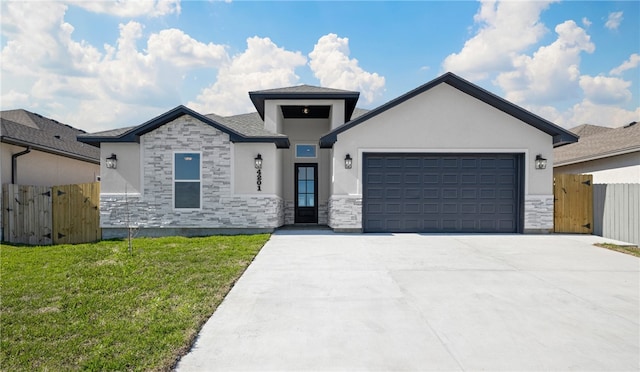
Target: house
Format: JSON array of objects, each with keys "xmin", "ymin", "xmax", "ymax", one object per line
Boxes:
[
  {"xmin": 78, "ymin": 72, "xmax": 577, "ymax": 238},
  {"xmin": 553, "ymin": 122, "xmax": 640, "ymax": 184},
  {"xmin": 0, "ymin": 109, "xmax": 100, "ymax": 186},
  {"xmin": 1, "ymin": 109, "xmax": 101, "ymax": 241}
]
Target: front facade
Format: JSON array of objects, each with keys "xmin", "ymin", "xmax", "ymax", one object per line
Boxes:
[{"xmin": 80, "ymin": 73, "xmax": 577, "ymax": 237}]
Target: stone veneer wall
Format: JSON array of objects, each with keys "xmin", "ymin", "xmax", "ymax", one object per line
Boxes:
[
  {"xmin": 283, "ymin": 201, "xmax": 328, "ymax": 225},
  {"xmin": 523, "ymin": 195, "xmax": 554, "ymax": 233},
  {"xmin": 327, "ymin": 194, "xmax": 553, "ymax": 233},
  {"xmin": 328, "ymin": 195, "xmax": 362, "ymax": 231},
  {"xmin": 101, "ymin": 115, "xmax": 283, "ymax": 234}
]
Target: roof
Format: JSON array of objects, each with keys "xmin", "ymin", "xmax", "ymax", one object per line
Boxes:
[
  {"xmin": 554, "ymin": 122, "xmax": 640, "ymax": 166},
  {"xmin": 0, "ymin": 109, "xmax": 100, "ymax": 163},
  {"xmin": 249, "ymin": 84, "xmax": 360, "ymax": 123},
  {"xmin": 78, "ymin": 105, "xmax": 290, "ymax": 149},
  {"xmin": 319, "ymin": 72, "xmax": 579, "ymax": 148}
]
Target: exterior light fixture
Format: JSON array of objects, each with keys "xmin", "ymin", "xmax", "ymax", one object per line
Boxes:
[
  {"xmin": 344, "ymin": 154, "xmax": 353, "ymax": 169},
  {"xmin": 302, "ymin": 107, "xmax": 310, "ymax": 115},
  {"xmin": 106, "ymin": 153, "xmax": 118, "ymax": 169},
  {"xmin": 535, "ymin": 154, "xmax": 547, "ymax": 170},
  {"xmin": 254, "ymin": 154, "xmax": 263, "ymax": 169}
]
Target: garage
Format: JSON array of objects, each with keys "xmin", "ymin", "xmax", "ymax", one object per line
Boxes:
[{"xmin": 363, "ymin": 153, "xmax": 523, "ymax": 233}]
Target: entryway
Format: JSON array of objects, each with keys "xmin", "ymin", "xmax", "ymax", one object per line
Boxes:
[{"xmin": 294, "ymin": 163, "xmax": 318, "ymax": 223}]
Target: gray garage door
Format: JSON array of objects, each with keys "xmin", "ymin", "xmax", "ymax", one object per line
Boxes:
[{"xmin": 363, "ymin": 153, "xmax": 522, "ymax": 233}]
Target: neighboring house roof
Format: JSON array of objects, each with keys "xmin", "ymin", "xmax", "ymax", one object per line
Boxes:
[
  {"xmin": 319, "ymin": 72, "xmax": 579, "ymax": 148},
  {"xmin": 249, "ymin": 84, "xmax": 360, "ymax": 123},
  {"xmin": 0, "ymin": 109, "xmax": 100, "ymax": 163},
  {"xmin": 78, "ymin": 105, "xmax": 291, "ymax": 149},
  {"xmin": 554, "ymin": 121, "xmax": 640, "ymax": 166}
]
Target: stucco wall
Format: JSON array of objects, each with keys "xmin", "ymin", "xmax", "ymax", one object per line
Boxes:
[
  {"xmin": 233, "ymin": 143, "xmax": 280, "ymax": 195},
  {"xmin": 1, "ymin": 143, "xmax": 99, "ymax": 186},
  {"xmin": 100, "ymin": 143, "xmax": 141, "ymax": 194},
  {"xmin": 554, "ymin": 152, "xmax": 640, "ymax": 184},
  {"xmin": 329, "ymin": 83, "xmax": 555, "ymax": 232},
  {"xmin": 100, "ymin": 114, "xmax": 283, "ymax": 234}
]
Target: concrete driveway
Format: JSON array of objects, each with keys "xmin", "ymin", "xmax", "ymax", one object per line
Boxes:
[{"xmin": 176, "ymin": 232, "xmax": 639, "ymax": 371}]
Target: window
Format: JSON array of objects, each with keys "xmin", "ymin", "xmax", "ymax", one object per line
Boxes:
[
  {"xmin": 295, "ymin": 144, "xmax": 316, "ymax": 158},
  {"xmin": 174, "ymin": 152, "xmax": 201, "ymax": 209}
]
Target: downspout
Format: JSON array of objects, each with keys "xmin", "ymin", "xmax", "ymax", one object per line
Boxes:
[{"xmin": 11, "ymin": 146, "xmax": 31, "ymax": 184}]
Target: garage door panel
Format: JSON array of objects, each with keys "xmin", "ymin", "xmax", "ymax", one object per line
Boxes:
[{"xmin": 363, "ymin": 153, "xmax": 521, "ymax": 233}]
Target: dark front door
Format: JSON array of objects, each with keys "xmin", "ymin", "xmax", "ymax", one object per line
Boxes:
[{"xmin": 295, "ymin": 164, "xmax": 318, "ymax": 223}]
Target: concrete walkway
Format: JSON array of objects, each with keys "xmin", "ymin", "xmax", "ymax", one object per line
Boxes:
[{"xmin": 176, "ymin": 233, "xmax": 639, "ymax": 371}]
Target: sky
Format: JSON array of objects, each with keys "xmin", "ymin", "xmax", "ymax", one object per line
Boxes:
[{"xmin": 1, "ymin": 0, "xmax": 638, "ymax": 133}]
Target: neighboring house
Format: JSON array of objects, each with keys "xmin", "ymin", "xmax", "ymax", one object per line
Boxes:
[
  {"xmin": 79, "ymin": 72, "xmax": 577, "ymax": 238},
  {"xmin": 1, "ymin": 109, "xmax": 101, "ymax": 186},
  {"xmin": 0, "ymin": 109, "xmax": 101, "ymax": 240},
  {"xmin": 554, "ymin": 122, "xmax": 640, "ymax": 184}
]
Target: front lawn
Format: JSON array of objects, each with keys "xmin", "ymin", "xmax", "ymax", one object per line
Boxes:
[
  {"xmin": 594, "ymin": 242, "xmax": 640, "ymax": 257},
  {"xmin": 0, "ymin": 235, "xmax": 269, "ymax": 371}
]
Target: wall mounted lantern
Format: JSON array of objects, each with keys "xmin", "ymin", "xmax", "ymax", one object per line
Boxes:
[
  {"xmin": 344, "ymin": 154, "xmax": 353, "ymax": 169},
  {"xmin": 106, "ymin": 153, "xmax": 118, "ymax": 169},
  {"xmin": 254, "ymin": 154, "xmax": 263, "ymax": 170},
  {"xmin": 535, "ymin": 154, "xmax": 547, "ymax": 170}
]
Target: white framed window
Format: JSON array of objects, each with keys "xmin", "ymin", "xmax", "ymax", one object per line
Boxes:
[
  {"xmin": 174, "ymin": 152, "xmax": 201, "ymax": 209},
  {"xmin": 295, "ymin": 144, "xmax": 317, "ymax": 158}
]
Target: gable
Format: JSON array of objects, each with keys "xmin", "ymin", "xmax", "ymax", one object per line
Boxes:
[
  {"xmin": 320, "ymin": 72, "xmax": 578, "ymax": 148},
  {"xmin": 79, "ymin": 105, "xmax": 290, "ymax": 149},
  {"xmin": 333, "ymin": 83, "xmax": 553, "ymax": 150}
]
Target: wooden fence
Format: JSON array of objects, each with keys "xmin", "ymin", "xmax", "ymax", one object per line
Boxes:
[
  {"xmin": 554, "ymin": 174, "xmax": 593, "ymax": 233},
  {"xmin": 593, "ymin": 183, "xmax": 640, "ymax": 246},
  {"xmin": 2, "ymin": 182, "xmax": 101, "ymax": 245}
]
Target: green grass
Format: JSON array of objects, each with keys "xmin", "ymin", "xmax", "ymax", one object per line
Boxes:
[
  {"xmin": 0, "ymin": 235, "xmax": 269, "ymax": 371},
  {"xmin": 594, "ymin": 243, "xmax": 640, "ymax": 257}
]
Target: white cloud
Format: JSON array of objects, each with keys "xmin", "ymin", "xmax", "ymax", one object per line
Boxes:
[
  {"xmin": 188, "ymin": 36, "xmax": 307, "ymax": 115},
  {"xmin": 582, "ymin": 17, "xmax": 592, "ymax": 27},
  {"xmin": 527, "ymin": 101, "xmax": 639, "ymax": 129},
  {"xmin": 308, "ymin": 33, "xmax": 385, "ymax": 104},
  {"xmin": 579, "ymin": 75, "xmax": 631, "ymax": 105},
  {"xmin": 70, "ymin": 0, "xmax": 181, "ymax": 17},
  {"xmin": 147, "ymin": 29, "xmax": 228, "ymax": 68},
  {"xmin": 566, "ymin": 101, "xmax": 639, "ymax": 128},
  {"xmin": 494, "ymin": 20, "xmax": 595, "ymax": 105},
  {"xmin": 0, "ymin": 2, "xmax": 229, "ymax": 131},
  {"xmin": 0, "ymin": 90, "xmax": 30, "ymax": 109},
  {"xmin": 605, "ymin": 11, "xmax": 623, "ymax": 30},
  {"xmin": 442, "ymin": 0, "xmax": 555, "ymax": 80},
  {"xmin": 610, "ymin": 53, "xmax": 640, "ymax": 75}
]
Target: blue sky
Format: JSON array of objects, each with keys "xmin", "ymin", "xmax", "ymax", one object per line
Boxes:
[{"xmin": 1, "ymin": 0, "xmax": 638, "ymax": 132}]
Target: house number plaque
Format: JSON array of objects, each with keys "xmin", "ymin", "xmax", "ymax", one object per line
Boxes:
[{"xmin": 256, "ymin": 169, "xmax": 262, "ymax": 191}]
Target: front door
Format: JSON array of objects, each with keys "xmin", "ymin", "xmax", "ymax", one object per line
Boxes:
[{"xmin": 295, "ymin": 164, "xmax": 318, "ymax": 223}]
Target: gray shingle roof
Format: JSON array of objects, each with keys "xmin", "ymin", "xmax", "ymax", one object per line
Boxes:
[
  {"xmin": 1, "ymin": 109, "xmax": 100, "ymax": 163},
  {"xmin": 250, "ymin": 84, "xmax": 359, "ymax": 95},
  {"xmin": 554, "ymin": 122, "xmax": 640, "ymax": 165},
  {"xmin": 205, "ymin": 112, "xmax": 286, "ymax": 138}
]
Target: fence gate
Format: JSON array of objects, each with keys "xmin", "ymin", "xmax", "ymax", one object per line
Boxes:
[
  {"xmin": 52, "ymin": 183, "xmax": 101, "ymax": 244},
  {"xmin": 554, "ymin": 174, "xmax": 593, "ymax": 233},
  {"xmin": 2, "ymin": 184, "xmax": 53, "ymax": 245},
  {"xmin": 2, "ymin": 182, "xmax": 100, "ymax": 245}
]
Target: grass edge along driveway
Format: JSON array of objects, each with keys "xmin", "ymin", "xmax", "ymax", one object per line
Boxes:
[{"xmin": 1, "ymin": 235, "xmax": 269, "ymax": 371}]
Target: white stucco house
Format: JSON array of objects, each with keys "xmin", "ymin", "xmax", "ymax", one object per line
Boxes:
[
  {"xmin": 554, "ymin": 122, "xmax": 640, "ymax": 184},
  {"xmin": 79, "ymin": 72, "xmax": 577, "ymax": 238}
]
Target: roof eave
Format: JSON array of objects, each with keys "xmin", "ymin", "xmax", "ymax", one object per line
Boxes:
[
  {"xmin": 1, "ymin": 136, "xmax": 100, "ymax": 164},
  {"xmin": 554, "ymin": 146, "xmax": 640, "ymax": 167},
  {"xmin": 249, "ymin": 92, "xmax": 360, "ymax": 122}
]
